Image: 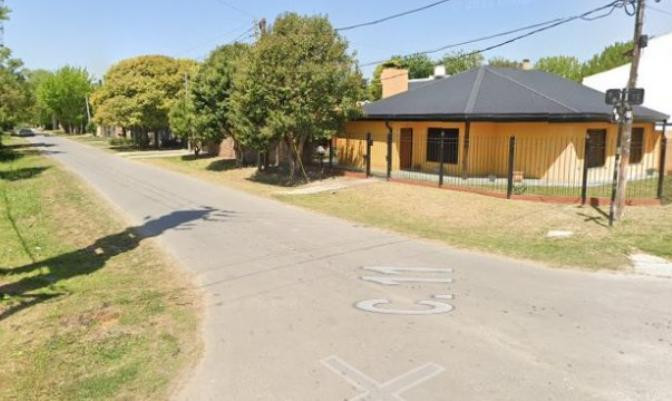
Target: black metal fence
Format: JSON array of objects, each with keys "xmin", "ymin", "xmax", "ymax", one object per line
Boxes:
[{"xmin": 332, "ymin": 130, "xmax": 668, "ymax": 203}]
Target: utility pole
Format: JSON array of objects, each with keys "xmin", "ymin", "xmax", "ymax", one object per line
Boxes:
[{"xmin": 613, "ymin": 0, "xmax": 647, "ymax": 222}]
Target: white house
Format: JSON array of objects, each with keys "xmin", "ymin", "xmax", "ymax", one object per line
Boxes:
[{"xmin": 583, "ymin": 32, "xmax": 672, "ymax": 135}]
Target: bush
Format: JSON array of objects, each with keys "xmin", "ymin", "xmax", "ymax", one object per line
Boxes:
[{"xmin": 109, "ymin": 137, "xmax": 135, "ymax": 147}]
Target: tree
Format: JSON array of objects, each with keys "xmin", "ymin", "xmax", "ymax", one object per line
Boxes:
[
  {"xmin": 0, "ymin": 5, "xmax": 9, "ymax": 21},
  {"xmin": 582, "ymin": 41, "xmax": 633, "ymax": 78},
  {"xmin": 368, "ymin": 54, "xmax": 435, "ymax": 100},
  {"xmin": 168, "ymin": 96, "xmax": 200, "ymax": 155},
  {"xmin": 535, "ymin": 56, "xmax": 583, "ymax": 82},
  {"xmin": 26, "ymin": 69, "xmax": 55, "ymax": 128},
  {"xmin": 188, "ymin": 43, "xmax": 250, "ymax": 161},
  {"xmin": 439, "ymin": 51, "xmax": 484, "ymax": 76},
  {"xmin": 488, "ymin": 57, "xmax": 522, "ymax": 69},
  {"xmin": 92, "ymin": 56, "xmax": 197, "ymax": 147},
  {"xmin": 0, "ymin": 48, "xmax": 32, "ymax": 131},
  {"xmin": 230, "ymin": 13, "xmax": 363, "ymax": 182},
  {"xmin": 35, "ymin": 66, "xmax": 91, "ymax": 133}
]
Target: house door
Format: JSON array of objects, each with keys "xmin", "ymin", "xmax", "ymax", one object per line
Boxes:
[{"xmin": 400, "ymin": 128, "xmax": 413, "ymax": 170}]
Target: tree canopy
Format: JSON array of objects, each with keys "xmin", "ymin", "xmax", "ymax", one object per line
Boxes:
[
  {"xmin": 170, "ymin": 43, "xmax": 250, "ymax": 156},
  {"xmin": 535, "ymin": 56, "xmax": 583, "ymax": 82},
  {"xmin": 582, "ymin": 41, "xmax": 632, "ymax": 78},
  {"xmin": 368, "ymin": 54, "xmax": 435, "ymax": 100},
  {"xmin": 439, "ymin": 51, "xmax": 484, "ymax": 76},
  {"xmin": 488, "ymin": 57, "xmax": 522, "ymax": 69},
  {"xmin": 229, "ymin": 13, "xmax": 363, "ymax": 181},
  {"xmin": 35, "ymin": 66, "xmax": 92, "ymax": 133},
  {"xmin": 92, "ymin": 55, "xmax": 197, "ymax": 143}
]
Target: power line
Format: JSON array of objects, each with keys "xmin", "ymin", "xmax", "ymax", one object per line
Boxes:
[
  {"xmin": 212, "ymin": 0, "xmax": 256, "ymax": 18},
  {"xmin": 362, "ymin": 0, "xmax": 628, "ymax": 68},
  {"xmin": 176, "ymin": 23, "xmax": 255, "ymax": 57},
  {"xmin": 336, "ymin": 0, "xmax": 454, "ymax": 32}
]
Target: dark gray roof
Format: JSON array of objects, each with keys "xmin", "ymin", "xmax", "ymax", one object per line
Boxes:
[
  {"xmin": 408, "ymin": 78, "xmax": 445, "ymax": 91},
  {"xmin": 364, "ymin": 66, "xmax": 669, "ymax": 123}
]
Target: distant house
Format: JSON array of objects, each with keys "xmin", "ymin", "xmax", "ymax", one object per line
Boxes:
[{"xmin": 336, "ymin": 65, "xmax": 668, "ymax": 189}]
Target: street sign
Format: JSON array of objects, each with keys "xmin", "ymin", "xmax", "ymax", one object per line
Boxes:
[
  {"xmin": 626, "ymin": 88, "xmax": 645, "ymax": 105},
  {"xmin": 605, "ymin": 89, "xmax": 623, "ymax": 106}
]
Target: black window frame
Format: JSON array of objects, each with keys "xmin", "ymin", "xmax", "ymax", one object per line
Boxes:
[
  {"xmin": 630, "ymin": 127, "xmax": 644, "ymax": 164},
  {"xmin": 586, "ymin": 129, "xmax": 607, "ymax": 169},
  {"xmin": 426, "ymin": 128, "xmax": 459, "ymax": 164}
]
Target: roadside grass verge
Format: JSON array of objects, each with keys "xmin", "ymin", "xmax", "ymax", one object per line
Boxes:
[
  {"xmin": 142, "ymin": 154, "xmax": 672, "ymax": 270},
  {"xmin": 0, "ymin": 138, "xmax": 200, "ymax": 401}
]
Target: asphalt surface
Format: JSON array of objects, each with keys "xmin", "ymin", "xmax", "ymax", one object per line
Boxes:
[{"xmin": 31, "ymin": 135, "xmax": 672, "ymax": 401}]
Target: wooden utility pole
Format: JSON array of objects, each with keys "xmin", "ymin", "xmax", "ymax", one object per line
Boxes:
[{"xmin": 613, "ymin": 0, "xmax": 646, "ymax": 221}]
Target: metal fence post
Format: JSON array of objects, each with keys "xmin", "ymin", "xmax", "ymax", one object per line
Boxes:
[
  {"xmin": 581, "ymin": 133, "xmax": 590, "ymax": 205},
  {"xmin": 658, "ymin": 129, "xmax": 668, "ymax": 199},
  {"xmin": 366, "ymin": 132, "xmax": 372, "ymax": 178},
  {"xmin": 438, "ymin": 131, "xmax": 445, "ymax": 187},
  {"xmin": 328, "ymin": 137, "xmax": 334, "ymax": 170},
  {"xmin": 507, "ymin": 136, "xmax": 516, "ymax": 199},
  {"xmin": 386, "ymin": 130, "xmax": 393, "ymax": 180}
]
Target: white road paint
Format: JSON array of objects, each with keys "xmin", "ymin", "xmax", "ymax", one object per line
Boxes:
[
  {"xmin": 356, "ymin": 296, "xmax": 455, "ymax": 315},
  {"xmin": 322, "ymin": 356, "xmax": 445, "ymax": 401},
  {"xmin": 362, "ymin": 267, "xmax": 454, "ymax": 275},
  {"xmin": 361, "ymin": 276, "xmax": 454, "ymax": 286}
]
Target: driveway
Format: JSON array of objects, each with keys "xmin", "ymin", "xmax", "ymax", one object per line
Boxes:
[{"xmin": 31, "ymin": 135, "xmax": 672, "ymax": 401}]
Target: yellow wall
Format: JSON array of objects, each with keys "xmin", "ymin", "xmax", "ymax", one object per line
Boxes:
[{"xmin": 337, "ymin": 120, "xmax": 662, "ymax": 181}]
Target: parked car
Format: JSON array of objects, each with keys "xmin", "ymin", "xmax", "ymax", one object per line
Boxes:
[{"xmin": 14, "ymin": 128, "xmax": 35, "ymax": 137}]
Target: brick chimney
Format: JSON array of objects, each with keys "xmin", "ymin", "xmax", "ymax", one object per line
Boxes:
[{"xmin": 381, "ymin": 68, "xmax": 409, "ymax": 98}]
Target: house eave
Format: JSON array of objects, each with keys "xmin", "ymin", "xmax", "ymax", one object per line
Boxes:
[{"xmin": 356, "ymin": 113, "xmax": 665, "ymax": 124}]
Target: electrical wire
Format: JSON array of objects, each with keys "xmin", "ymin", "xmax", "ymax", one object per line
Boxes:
[
  {"xmin": 336, "ymin": 0, "xmax": 454, "ymax": 32},
  {"xmin": 363, "ymin": 0, "xmax": 628, "ymax": 69},
  {"xmin": 212, "ymin": 0, "xmax": 256, "ymax": 18}
]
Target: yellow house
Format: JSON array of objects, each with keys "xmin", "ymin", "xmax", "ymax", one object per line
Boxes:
[{"xmin": 336, "ymin": 66, "xmax": 669, "ymax": 198}]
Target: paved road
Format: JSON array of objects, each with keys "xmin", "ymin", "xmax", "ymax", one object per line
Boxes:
[{"xmin": 32, "ymin": 135, "xmax": 672, "ymax": 401}]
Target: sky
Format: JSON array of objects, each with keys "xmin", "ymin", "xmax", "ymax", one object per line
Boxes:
[{"xmin": 3, "ymin": 0, "xmax": 672, "ymax": 79}]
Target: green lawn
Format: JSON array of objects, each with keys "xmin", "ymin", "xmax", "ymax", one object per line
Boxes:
[
  {"xmin": 0, "ymin": 136, "xmax": 200, "ymax": 401},
  {"xmin": 144, "ymin": 154, "xmax": 672, "ymax": 270}
]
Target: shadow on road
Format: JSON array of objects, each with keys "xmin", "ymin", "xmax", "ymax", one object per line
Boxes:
[{"xmin": 0, "ymin": 207, "xmax": 233, "ymax": 321}]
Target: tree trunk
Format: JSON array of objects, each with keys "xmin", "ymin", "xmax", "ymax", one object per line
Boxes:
[
  {"xmin": 286, "ymin": 136, "xmax": 296, "ymax": 183},
  {"xmin": 154, "ymin": 131, "xmax": 160, "ymax": 149}
]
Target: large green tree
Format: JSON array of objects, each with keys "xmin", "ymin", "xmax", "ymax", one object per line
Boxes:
[
  {"xmin": 0, "ymin": 8, "xmax": 32, "ymax": 132},
  {"xmin": 26, "ymin": 69, "xmax": 56, "ymax": 128},
  {"xmin": 230, "ymin": 13, "xmax": 363, "ymax": 181},
  {"xmin": 439, "ymin": 51, "xmax": 484, "ymax": 76},
  {"xmin": 35, "ymin": 66, "xmax": 92, "ymax": 133},
  {"xmin": 582, "ymin": 41, "xmax": 633, "ymax": 78},
  {"xmin": 368, "ymin": 54, "xmax": 435, "ymax": 100},
  {"xmin": 92, "ymin": 55, "xmax": 197, "ymax": 147},
  {"xmin": 179, "ymin": 43, "xmax": 249, "ymax": 159},
  {"xmin": 535, "ymin": 56, "xmax": 583, "ymax": 82}
]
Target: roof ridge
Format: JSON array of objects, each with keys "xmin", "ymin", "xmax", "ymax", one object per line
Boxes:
[
  {"xmin": 464, "ymin": 67, "xmax": 486, "ymax": 114},
  {"xmin": 485, "ymin": 67, "xmax": 579, "ymax": 113}
]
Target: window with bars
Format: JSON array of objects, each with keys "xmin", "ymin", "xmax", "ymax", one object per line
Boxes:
[
  {"xmin": 630, "ymin": 128, "xmax": 644, "ymax": 164},
  {"xmin": 586, "ymin": 129, "xmax": 607, "ymax": 168},
  {"xmin": 426, "ymin": 128, "xmax": 459, "ymax": 164}
]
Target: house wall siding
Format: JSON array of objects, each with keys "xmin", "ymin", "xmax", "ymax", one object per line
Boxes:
[{"xmin": 338, "ymin": 120, "xmax": 661, "ymax": 182}]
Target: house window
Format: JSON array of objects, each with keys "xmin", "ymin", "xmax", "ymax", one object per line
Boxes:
[
  {"xmin": 427, "ymin": 128, "xmax": 459, "ymax": 164},
  {"xmin": 586, "ymin": 129, "xmax": 607, "ymax": 168},
  {"xmin": 630, "ymin": 128, "xmax": 644, "ymax": 164}
]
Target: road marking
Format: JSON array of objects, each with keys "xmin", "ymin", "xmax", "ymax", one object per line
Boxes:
[
  {"xmin": 356, "ymin": 296, "xmax": 455, "ymax": 315},
  {"xmin": 362, "ymin": 267, "xmax": 454, "ymax": 275},
  {"xmin": 361, "ymin": 276, "xmax": 453, "ymax": 286},
  {"xmin": 322, "ymin": 356, "xmax": 445, "ymax": 401}
]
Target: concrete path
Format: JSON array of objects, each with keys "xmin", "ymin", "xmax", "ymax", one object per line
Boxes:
[{"xmin": 31, "ymin": 135, "xmax": 672, "ymax": 401}]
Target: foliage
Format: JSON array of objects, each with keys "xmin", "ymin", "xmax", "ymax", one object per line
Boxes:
[
  {"xmin": 169, "ymin": 96, "xmax": 200, "ymax": 155},
  {"xmin": 35, "ymin": 66, "xmax": 91, "ymax": 132},
  {"xmin": 0, "ymin": 48, "xmax": 32, "ymax": 130},
  {"xmin": 182, "ymin": 43, "xmax": 250, "ymax": 156},
  {"xmin": 0, "ymin": 5, "xmax": 9, "ymax": 21},
  {"xmin": 368, "ymin": 53, "xmax": 435, "ymax": 100},
  {"xmin": 535, "ymin": 56, "xmax": 583, "ymax": 82},
  {"xmin": 230, "ymin": 13, "xmax": 363, "ymax": 181},
  {"xmin": 92, "ymin": 56, "xmax": 198, "ymax": 143},
  {"xmin": 25, "ymin": 69, "xmax": 55, "ymax": 127},
  {"xmin": 488, "ymin": 57, "xmax": 522, "ymax": 69},
  {"xmin": 439, "ymin": 51, "xmax": 484, "ymax": 76},
  {"xmin": 582, "ymin": 41, "xmax": 632, "ymax": 78}
]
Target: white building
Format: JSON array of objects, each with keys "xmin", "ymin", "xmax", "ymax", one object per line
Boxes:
[{"xmin": 583, "ymin": 32, "xmax": 672, "ymax": 134}]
